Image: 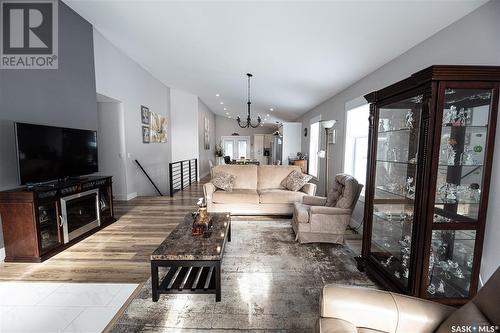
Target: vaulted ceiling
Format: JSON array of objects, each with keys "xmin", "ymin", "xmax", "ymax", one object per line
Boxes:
[{"xmin": 65, "ymin": 0, "xmax": 486, "ymax": 124}]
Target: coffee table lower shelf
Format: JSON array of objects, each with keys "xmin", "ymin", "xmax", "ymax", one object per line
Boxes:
[{"xmin": 151, "ymin": 260, "xmax": 222, "ymax": 302}]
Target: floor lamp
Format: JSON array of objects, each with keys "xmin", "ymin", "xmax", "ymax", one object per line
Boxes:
[{"xmin": 319, "ymin": 120, "xmax": 336, "ymax": 195}]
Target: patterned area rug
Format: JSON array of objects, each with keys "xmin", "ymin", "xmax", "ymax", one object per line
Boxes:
[{"xmin": 110, "ymin": 219, "xmax": 376, "ymax": 332}]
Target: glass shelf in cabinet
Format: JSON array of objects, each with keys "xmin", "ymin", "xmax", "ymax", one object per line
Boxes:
[
  {"xmin": 434, "ymin": 204, "xmax": 480, "ymax": 221},
  {"xmin": 376, "ymin": 159, "xmax": 418, "ymax": 166},
  {"xmin": 442, "ymin": 124, "xmax": 487, "ymax": 129},
  {"xmin": 437, "ymin": 164, "xmax": 484, "ymax": 168},
  {"xmin": 373, "ymin": 211, "xmax": 413, "ymax": 224},
  {"xmin": 434, "ymin": 200, "xmax": 480, "ymax": 205},
  {"xmin": 372, "ymin": 237, "xmax": 399, "ymax": 250},
  {"xmin": 434, "ymin": 196, "xmax": 480, "ymax": 205},
  {"xmin": 378, "ymin": 128, "xmax": 414, "ymax": 134},
  {"xmin": 376, "ymin": 186, "xmax": 416, "ymax": 201},
  {"xmin": 433, "ymin": 209, "xmax": 477, "ymax": 224},
  {"xmin": 370, "ymin": 240, "xmax": 405, "ymax": 258}
]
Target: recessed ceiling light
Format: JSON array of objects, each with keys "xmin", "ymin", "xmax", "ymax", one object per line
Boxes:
[
  {"xmin": 220, "ymin": 101, "xmax": 224, "ymax": 105},
  {"xmin": 225, "ymin": 112, "xmax": 229, "ymax": 115},
  {"xmin": 215, "ymin": 93, "xmax": 220, "ymax": 97},
  {"xmin": 269, "ymin": 108, "xmax": 274, "ymax": 111},
  {"xmin": 228, "ymin": 116, "xmax": 232, "ymax": 119},
  {"xmin": 223, "ymin": 107, "xmax": 227, "ymax": 111},
  {"xmin": 266, "ymin": 114, "xmax": 270, "ymax": 117}
]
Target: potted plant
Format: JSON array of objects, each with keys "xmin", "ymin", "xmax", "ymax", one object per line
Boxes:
[{"xmin": 215, "ymin": 142, "xmax": 224, "ymax": 165}]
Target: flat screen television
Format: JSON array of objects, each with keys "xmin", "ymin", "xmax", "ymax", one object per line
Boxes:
[{"xmin": 15, "ymin": 123, "xmax": 98, "ymax": 184}]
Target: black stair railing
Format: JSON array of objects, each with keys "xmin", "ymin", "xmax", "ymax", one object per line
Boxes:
[
  {"xmin": 169, "ymin": 158, "xmax": 198, "ymax": 197},
  {"xmin": 135, "ymin": 160, "xmax": 164, "ymax": 196}
]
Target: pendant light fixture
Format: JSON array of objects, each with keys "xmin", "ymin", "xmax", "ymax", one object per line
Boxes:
[{"xmin": 237, "ymin": 73, "xmax": 261, "ymax": 128}]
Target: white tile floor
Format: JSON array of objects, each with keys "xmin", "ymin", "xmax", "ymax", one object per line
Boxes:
[{"xmin": 0, "ymin": 282, "xmax": 138, "ymax": 333}]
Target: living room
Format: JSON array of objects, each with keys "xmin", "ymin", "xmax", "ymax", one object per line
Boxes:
[{"xmin": 0, "ymin": 0, "xmax": 499, "ymax": 332}]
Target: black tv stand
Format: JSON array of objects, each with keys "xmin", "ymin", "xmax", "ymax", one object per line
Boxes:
[
  {"xmin": 58, "ymin": 176, "xmax": 89, "ymax": 184},
  {"xmin": 27, "ymin": 177, "xmax": 93, "ymax": 190}
]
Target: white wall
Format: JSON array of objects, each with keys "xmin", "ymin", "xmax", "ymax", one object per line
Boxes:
[
  {"xmin": 93, "ymin": 29, "xmax": 171, "ymax": 198},
  {"xmin": 198, "ymin": 99, "xmax": 216, "ymax": 179},
  {"xmin": 298, "ymin": 0, "xmax": 500, "ymax": 282},
  {"xmin": 170, "ymin": 89, "xmax": 199, "ymax": 163},
  {"xmin": 282, "ymin": 122, "xmax": 302, "ymax": 162},
  {"xmin": 97, "ymin": 101, "xmax": 128, "ymax": 200}
]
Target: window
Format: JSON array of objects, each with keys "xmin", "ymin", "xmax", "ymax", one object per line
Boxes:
[
  {"xmin": 344, "ymin": 104, "xmax": 369, "ymax": 192},
  {"xmin": 222, "ymin": 136, "xmax": 250, "ymax": 160},
  {"xmin": 224, "ymin": 140, "xmax": 234, "ymax": 159},
  {"xmin": 309, "ymin": 117, "xmax": 321, "ymax": 178},
  {"xmin": 237, "ymin": 140, "xmax": 248, "ymax": 159}
]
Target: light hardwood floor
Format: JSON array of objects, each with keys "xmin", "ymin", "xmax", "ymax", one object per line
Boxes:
[
  {"xmin": 0, "ymin": 182, "xmax": 206, "ymax": 283},
  {"xmin": 0, "ymin": 180, "xmax": 362, "ymax": 283}
]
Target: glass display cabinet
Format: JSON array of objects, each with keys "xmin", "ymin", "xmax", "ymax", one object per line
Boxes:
[{"xmin": 359, "ymin": 66, "xmax": 500, "ymax": 305}]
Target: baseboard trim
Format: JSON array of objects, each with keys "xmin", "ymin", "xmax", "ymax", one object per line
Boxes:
[
  {"xmin": 126, "ymin": 192, "xmax": 137, "ymax": 201},
  {"xmin": 114, "ymin": 192, "xmax": 137, "ymax": 201},
  {"xmin": 113, "ymin": 194, "xmax": 128, "ymax": 201}
]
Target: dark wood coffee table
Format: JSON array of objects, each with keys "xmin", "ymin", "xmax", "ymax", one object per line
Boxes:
[{"xmin": 150, "ymin": 212, "xmax": 231, "ymax": 302}]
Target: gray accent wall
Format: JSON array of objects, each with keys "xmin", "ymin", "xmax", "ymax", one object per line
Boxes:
[
  {"xmin": 0, "ymin": 2, "xmax": 97, "ymax": 259},
  {"xmin": 298, "ymin": 0, "xmax": 500, "ymax": 282}
]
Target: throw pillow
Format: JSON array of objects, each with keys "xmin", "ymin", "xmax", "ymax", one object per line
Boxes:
[
  {"xmin": 212, "ymin": 171, "xmax": 236, "ymax": 192},
  {"xmin": 280, "ymin": 170, "xmax": 312, "ymax": 192}
]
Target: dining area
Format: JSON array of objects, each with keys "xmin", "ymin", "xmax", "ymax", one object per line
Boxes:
[{"xmin": 223, "ymin": 156, "xmax": 260, "ymax": 165}]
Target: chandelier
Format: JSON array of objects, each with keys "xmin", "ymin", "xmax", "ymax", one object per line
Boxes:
[{"xmin": 237, "ymin": 73, "xmax": 261, "ymax": 128}]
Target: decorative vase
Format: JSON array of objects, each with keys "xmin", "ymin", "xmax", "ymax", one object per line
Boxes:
[{"xmin": 192, "ymin": 207, "xmax": 212, "ymax": 237}]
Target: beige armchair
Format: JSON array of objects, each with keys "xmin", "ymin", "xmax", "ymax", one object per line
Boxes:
[
  {"xmin": 292, "ymin": 174, "xmax": 362, "ymax": 244},
  {"xmin": 316, "ymin": 267, "xmax": 500, "ymax": 333}
]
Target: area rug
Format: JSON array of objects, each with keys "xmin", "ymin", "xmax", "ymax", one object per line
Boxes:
[{"xmin": 110, "ymin": 219, "xmax": 376, "ymax": 332}]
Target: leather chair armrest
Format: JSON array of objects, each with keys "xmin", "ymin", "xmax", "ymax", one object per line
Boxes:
[
  {"xmin": 310, "ymin": 206, "xmax": 350, "ymax": 215},
  {"xmin": 391, "ymin": 293, "xmax": 454, "ymax": 333},
  {"xmin": 300, "ymin": 183, "xmax": 317, "ymax": 196},
  {"xmin": 320, "ymin": 285, "xmax": 454, "ymax": 333},
  {"xmin": 203, "ymin": 182, "xmax": 216, "ymax": 202},
  {"xmin": 303, "ymin": 195, "xmax": 327, "ymax": 206},
  {"xmin": 320, "ymin": 285, "xmax": 398, "ymax": 332}
]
